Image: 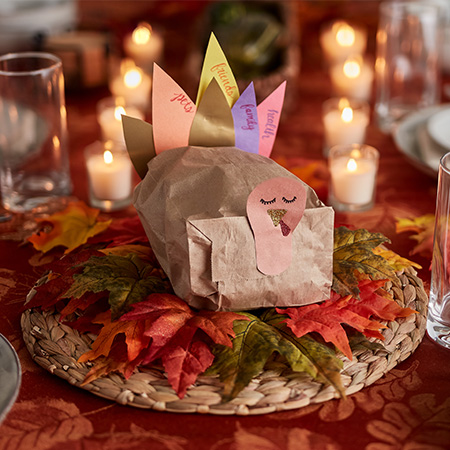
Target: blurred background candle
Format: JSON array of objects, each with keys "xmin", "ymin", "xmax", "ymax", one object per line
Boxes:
[
  {"xmin": 320, "ymin": 20, "xmax": 367, "ymax": 65},
  {"xmin": 124, "ymin": 22, "xmax": 163, "ymax": 72},
  {"xmin": 97, "ymin": 96, "xmax": 144, "ymax": 144},
  {"xmin": 330, "ymin": 55, "xmax": 374, "ymax": 101},
  {"xmin": 328, "ymin": 144, "xmax": 379, "ymax": 212},
  {"xmin": 322, "ymin": 97, "xmax": 369, "ymax": 154},
  {"xmin": 85, "ymin": 140, "xmax": 133, "ymax": 211},
  {"xmin": 109, "ymin": 59, "xmax": 152, "ymax": 110}
]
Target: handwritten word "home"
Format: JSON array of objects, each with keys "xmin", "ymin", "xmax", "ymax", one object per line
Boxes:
[
  {"xmin": 170, "ymin": 93, "xmax": 195, "ymax": 113},
  {"xmin": 261, "ymin": 109, "xmax": 279, "ymax": 140},
  {"xmin": 240, "ymin": 104, "xmax": 258, "ymax": 130},
  {"xmin": 210, "ymin": 63, "xmax": 237, "ymax": 98}
]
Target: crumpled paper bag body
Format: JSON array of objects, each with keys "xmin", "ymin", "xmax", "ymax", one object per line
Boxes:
[{"xmin": 133, "ymin": 146, "xmax": 334, "ymax": 311}]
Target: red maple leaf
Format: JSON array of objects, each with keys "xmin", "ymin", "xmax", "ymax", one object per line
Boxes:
[
  {"xmin": 79, "ymin": 293, "xmax": 247, "ymax": 398},
  {"xmin": 25, "ymin": 248, "xmax": 104, "ymax": 312},
  {"xmin": 277, "ymin": 279, "xmax": 416, "ymax": 360}
]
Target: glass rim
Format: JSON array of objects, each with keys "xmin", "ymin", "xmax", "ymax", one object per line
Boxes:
[
  {"xmin": 439, "ymin": 152, "xmax": 450, "ymax": 176},
  {"xmin": 379, "ymin": 1, "xmax": 440, "ymax": 17},
  {"xmin": 0, "ymin": 52, "xmax": 61, "ymax": 76},
  {"xmin": 328, "ymin": 143, "xmax": 380, "ymax": 161}
]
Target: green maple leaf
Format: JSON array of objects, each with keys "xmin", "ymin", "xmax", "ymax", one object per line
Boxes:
[
  {"xmin": 208, "ymin": 310, "xmax": 344, "ymax": 402},
  {"xmin": 64, "ymin": 254, "xmax": 169, "ymax": 320},
  {"xmin": 333, "ymin": 226, "xmax": 397, "ymax": 298}
]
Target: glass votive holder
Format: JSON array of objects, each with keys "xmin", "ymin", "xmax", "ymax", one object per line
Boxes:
[
  {"xmin": 322, "ymin": 97, "xmax": 370, "ymax": 156},
  {"xmin": 85, "ymin": 140, "xmax": 133, "ymax": 212},
  {"xmin": 108, "ymin": 58, "xmax": 152, "ymax": 111},
  {"xmin": 328, "ymin": 144, "xmax": 379, "ymax": 212},
  {"xmin": 97, "ymin": 96, "xmax": 144, "ymax": 144},
  {"xmin": 329, "ymin": 55, "xmax": 374, "ymax": 102},
  {"xmin": 319, "ymin": 20, "xmax": 367, "ymax": 66}
]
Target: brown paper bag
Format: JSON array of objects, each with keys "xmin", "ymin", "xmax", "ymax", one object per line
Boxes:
[{"xmin": 133, "ymin": 146, "xmax": 334, "ymax": 311}]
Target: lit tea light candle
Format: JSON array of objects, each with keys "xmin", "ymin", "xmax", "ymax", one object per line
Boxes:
[
  {"xmin": 330, "ymin": 56, "xmax": 374, "ymax": 101},
  {"xmin": 85, "ymin": 140, "xmax": 133, "ymax": 211},
  {"xmin": 320, "ymin": 21, "xmax": 367, "ymax": 65},
  {"xmin": 328, "ymin": 144, "xmax": 379, "ymax": 212},
  {"xmin": 322, "ymin": 97, "xmax": 369, "ymax": 154},
  {"xmin": 97, "ymin": 96, "xmax": 144, "ymax": 143},
  {"xmin": 109, "ymin": 59, "xmax": 152, "ymax": 110},
  {"xmin": 124, "ymin": 22, "xmax": 164, "ymax": 71}
]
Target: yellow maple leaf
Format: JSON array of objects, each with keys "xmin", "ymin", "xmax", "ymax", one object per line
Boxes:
[
  {"xmin": 373, "ymin": 247, "xmax": 422, "ymax": 270},
  {"xmin": 395, "ymin": 214, "xmax": 435, "ymax": 257},
  {"xmin": 28, "ymin": 201, "xmax": 111, "ymax": 254}
]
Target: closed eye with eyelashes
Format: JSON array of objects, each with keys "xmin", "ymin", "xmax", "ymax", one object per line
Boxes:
[
  {"xmin": 260, "ymin": 198, "xmax": 276, "ymax": 205},
  {"xmin": 282, "ymin": 196, "xmax": 297, "ymax": 204}
]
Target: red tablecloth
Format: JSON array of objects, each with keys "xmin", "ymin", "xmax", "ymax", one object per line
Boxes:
[{"xmin": 1, "ymin": 3, "xmax": 450, "ymax": 449}]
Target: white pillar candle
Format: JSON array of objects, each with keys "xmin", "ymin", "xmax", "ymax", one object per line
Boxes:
[
  {"xmin": 323, "ymin": 97, "xmax": 369, "ymax": 154},
  {"xmin": 330, "ymin": 56, "xmax": 374, "ymax": 102},
  {"xmin": 124, "ymin": 22, "xmax": 163, "ymax": 71},
  {"xmin": 97, "ymin": 96, "xmax": 144, "ymax": 143},
  {"xmin": 328, "ymin": 144, "xmax": 379, "ymax": 211},
  {"xmin": 320, "ymin": 21, "xmax": 367, "ymax": 65},
  {"xmin": 109, "ymin": 59, "xmax": 152, "ymax": 110},
  {"xmin": 85, "ymin": 141, "xmax": 132, "ymax": 201}
]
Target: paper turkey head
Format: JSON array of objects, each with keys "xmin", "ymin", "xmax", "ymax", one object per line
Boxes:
[{"xmin": 247, "ymin": 177, "xmax": 307, "ymax": 276}]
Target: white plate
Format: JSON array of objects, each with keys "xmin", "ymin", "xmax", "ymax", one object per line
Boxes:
[
  {"xmin": 427, "ymin": 108, "xmax": 450, "ymax": 150},
  {"xmin": 393, "ymin": 104, "xmax": 450, "ymax": 177},
  {"xmin": 0, "ymin": 334, "xmax": 21, "ymax": 424}
]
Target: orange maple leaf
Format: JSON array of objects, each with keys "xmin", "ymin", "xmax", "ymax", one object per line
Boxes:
[
  {"xmin": 277, "ymin": 279, "xmax": 416, "ymax": 360},
  {"xmin": 79, "ymin": 293, "xmax": 247, "ymax": 398},
  {"xmin": 28, "ymin": 201, "xmax": 111, "ymax": 254},
  {"xmin": 395, "ymin": 214, "xmax": 435, "ymax": 258}
]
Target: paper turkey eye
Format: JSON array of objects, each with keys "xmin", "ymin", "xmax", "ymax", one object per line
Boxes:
[
  {"xmin": 260, "ymin": 197, "xmax": 276, "ymax": 205},
  {"xmin": 282, "ymin": 196, "xmax": 297, "ymax": 204}
]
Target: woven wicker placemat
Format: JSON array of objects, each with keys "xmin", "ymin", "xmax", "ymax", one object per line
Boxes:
[{"xmin": 21, "ymin": 266, "xmax": 428, "ymax": 415}]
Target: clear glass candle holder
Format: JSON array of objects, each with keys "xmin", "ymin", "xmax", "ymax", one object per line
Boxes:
[
  {"xmin": 97, "ymin": 96, "xmax": 144, "ymax": 144},
  {"xmin": 328, "ymin": 144, "xmax": 379, "ymax": 212},
  {"xmin": 322, "ymin": 97, "xmax": 370, "ymax": 156},
  {"xmin": 84, "ymin": 140, "xmax": 133, "ymax": 212}
]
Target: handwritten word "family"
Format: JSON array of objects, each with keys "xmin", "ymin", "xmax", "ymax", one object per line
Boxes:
[
  {"xmin": 170, "ymin": 93, "xmax": 195, "ymax": 113},
  {"xmin": 262, "ymin": 109, "xmax": 279, "ymax": 140},
  {"xmin": 240, "ymin": 104, "xmax": 258, "ymax": 131},
  {"xmin": 210, "ymin": 63, "xmax": 237, "ymax": 98}
]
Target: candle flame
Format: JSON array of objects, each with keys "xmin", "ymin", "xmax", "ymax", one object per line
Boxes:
[
  {"xmin": 104, "ymin": 150, "xmax": 114, "ymax": 165},
  {"xmin": 341, "ymin": 107, "xmax": 353, "ymax": 123},
  {"xmin": 336, "ymin": 23, "xmax": 355, "ymax": 47},
  {"xmin": 114, "ymin": 106, "xmax": 126, "ymax": 121},
  {"xmin": 343, "ymin": 58, "xmax": 361, "ymax": 79},
  {"xmin": 124, "ymin": 68, "xmax": 143, "ymax": 89},
  {"xmin": 347, "ymin": 158, "xmax": 357, "ymax": 172},
  {"xmin": 338, "ymin": 97, "xmax": 350, "ymax": 110},
  {"xmin": 132, "ymin": 23, "xmax": 152, "ymax": 45}
]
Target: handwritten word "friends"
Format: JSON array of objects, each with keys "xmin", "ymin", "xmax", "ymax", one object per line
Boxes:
[
  {"xmin": 261, "ymin": 109, "xmax": 280, "ymax": 140},
  {"xmin": 210, "ymin": 63, "xmax": 237, "ymax": 98},
  {"xmin": 240, "ymin": 104, "xmax": 258, "ymax": 130},
  {"xmin": 170, "ymin": 93, "xmax": 194, "ymax": 113}
]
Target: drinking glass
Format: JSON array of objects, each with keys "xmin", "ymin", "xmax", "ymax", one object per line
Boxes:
[
  {"xmin": 375, "ymin": 1, "xmax": 442, "ymax": 133},
  {"xmin": 429, "ymin": 152, "xmax": 450, "ymax": 349},
  {"xmin": 0, "ymin": 52, "xmax": 72, "ymax": 213}
]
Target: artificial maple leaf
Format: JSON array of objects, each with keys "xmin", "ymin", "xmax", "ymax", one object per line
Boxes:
[
  {"xmin": 79, "ymin": 293, "xmax": 247, "ymax": 398},
  {"xmin": 373, "ymin": 247, "xmax": 422, "ymax": 271},
  {"xmin": 395, "ymin": 214, "xmax": 435, "ymax": 258},
  {"xmin": 208, "ymin": 312, "xmax": 326, "ymax": 401},
  {"xmin": 86, "ymin": 215, "xmax": 149, "ymax": 247},
  {"xmin": 27, "ymin": 201, "xmax": 112, "ymax": 254},
  {"xmin": 24, "ymin": 248, "xmax": 104, "ymax": 311},
  {"xmin": 99, "ymin": 244, "xmax": 157, "ymax": 265},
  {"xmin": 277, "ymin": 279, "xmax": 416, "ymax": 360},
  {"xmin": 63, "ymin": 254, "xmax": 169, "ymax": 320},
  {"xmin": 333, "ymin": 226, "xmax": 397, "ymax": 297}
]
